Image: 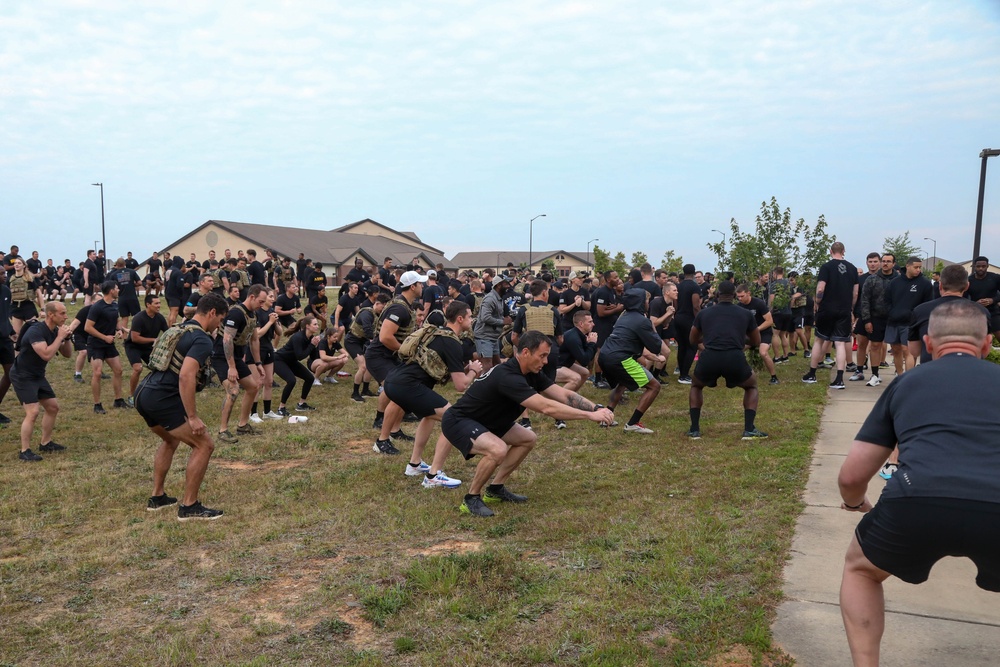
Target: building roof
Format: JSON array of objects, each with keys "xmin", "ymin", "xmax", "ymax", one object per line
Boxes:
[
  {"xmin": 331, "ymin": 218, "xmax": 439, "ymax": 253},
  {"xmin": 451, "ymin": 250, "xmax": 592, "ymax": 268},
  {"xmin": 159, "ymin": 219, "xmax": 455, "ymax": 270}
]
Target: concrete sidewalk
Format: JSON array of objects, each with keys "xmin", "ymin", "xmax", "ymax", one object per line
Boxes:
[{"xmin": 772, "ymin": 369, "xmax": 1000, "ymax": 666}]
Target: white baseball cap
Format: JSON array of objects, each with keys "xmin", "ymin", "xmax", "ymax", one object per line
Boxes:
[{"xmin": 399, "ymin": 270, "xmax": 429, "ymax": 287}]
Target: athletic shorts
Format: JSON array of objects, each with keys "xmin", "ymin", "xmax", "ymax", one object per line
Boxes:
[
  {"xmin": 991, "ymin": 313, "xmax": 1000, "ymax": 334},
  {"xmin": 134, "ymin": 380, "xmax": 188, "ymax": 432},
  {"xmin": 863, "ymin": 318, "xmax": 887, "ymax": 343},
  {"xmin": 803, "ymin": 311, "xmax": 814, "ymax": 328},
  {"xmin": 125, "ymin": 346, "xmax": 151, "ymax": 367},
  {"xmin": 211, "ymin": 357, "xmax": 252, "ymax": 381},
  {"xmin": 73, "ymin": 333, "xmax": 88, "ymax": 352},
  {"xmin": 11, "ymin": 301, "xmax": 39, "ymax": 321},
  {"xmin": 758, "ymin": 328, "xmax": 773, "ymax": 346},
  {"xmin": 118, "ymin": 299, "xmax": 141, "ymax": 318},
  {"xmin": 87, "ymin": 345, "xmax": 120, "ymax": 361},
  {"xmin": 852, "ymin": 317, "xmax": 867, "ymax": 336},
  {"xmin": 855, "ymin": 497, "xmax": 1000, "ymax": 591},
  {"xmin": 257, "ymin": 347, "xmax": 274, "ymax": 365},
  {"xmin": 11, "ymin": 374, "xmax": 56, "ymax": 404},
  {"xmin": 791, "ymin": 308, "xmax": 806, "ymax": 329},
  {"xmin": 0, "ymin": 337, "xmax": 14, "ymax": 366},
  {"xmin": 595, "ymin": 324, "xmax": 616, "ymax": 348},
  {"xmin": 693, "ymin": 349, "xmax": 753, "ymax": 388},
  {"xmin": 885, "ymin": 323, "xmax": 910, "ymax": 346},
  {"xmin": 344, "ymin": 338, "xmax": 367, "ymax": 360},
  {"xmin": 364, "ymin": 352, "xmax": 399, "ymax": 384},
  {"xmin": 82, "ymin": 284, "xmax": 94, "ymax": 296},
  {"xmin": 166, "ymin": 296, "xmax": 182, "ymax": 309},
  {"xmin": 602, "ymin": 356, "xmax": 654, "ymax": 392},
  {"xmin": 441, "ymin": 412, "xmax": 495, "ymax": 460},
  {"xmin": 772, "ymin": 313, "xmax": 795, "ymax": 333},
  {"xmin": 383, "ymin": 379, "xmax": 448, "ymax": 419},
  {"xmin": 814, "ymin": 311, "xmax": 852, "ymax": 343},
  {"xmin": 474, "ymin": 337, "xmax": 500, "ymax": 359}
]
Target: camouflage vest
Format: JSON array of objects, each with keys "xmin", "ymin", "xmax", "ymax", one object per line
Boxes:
[
  {"xmin": 232, "ymin": 303, "xmax": 257, "ymax": 346},
  {"xmin": 148, "ymin": 321, "xmax": 205, "ymax": 374},
  {"xmin": 472, "ymin": 292, "xmax": 485, "ymax": 318},
  {"xmin": 375, "ymin": 296, "xmax": 416, "ymax": 345},
  {"xmin": 9, "ymin": 274, "xmax": 31, "ymax": 301},
  {"xmin": 398, "ymin": 324, "xmax": 461, "ymax": 384},
  {"xmin": 523, "ymin": 303, "xmax": 555, "ymax": 336},
  {"xmin": 232, "ymin": 269, "xmax": 249, "ymax": 289},
  {"xmin": 280, "ymin": 267, "xmax": 294, "ymax": 284},
  {"xmin": 499, "ymin": 325, "xmax": 514, "ymax": 358},
  {"xmin": 349, "ymin": 307, "xmax": 375, "ymax": 339}
]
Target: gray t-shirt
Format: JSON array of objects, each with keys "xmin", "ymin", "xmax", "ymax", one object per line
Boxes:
[{"xmin": 855, "ymin": 353, "xmax": 1000, "ymax": 504}]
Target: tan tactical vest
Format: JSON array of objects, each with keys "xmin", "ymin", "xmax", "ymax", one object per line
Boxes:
[
  {"xmin": 523, "ymin": 304, "xmax": 555, "ymax": 336},
  {"xmin": 10, "ymin": 274, "xmax": 31, "ymax": 302},
  {"xmin": 375, "ymin": 297, "xmax": 416, "ymax": 345}
]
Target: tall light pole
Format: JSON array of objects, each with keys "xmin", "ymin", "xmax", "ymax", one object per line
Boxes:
[
  {"xmin": 92, "ymin": 183, "xmax": 106, "ymax": 263},
  {"xmin": 496, "ymin": 253, "xmax": 502, "ymax": 274},
  {"xmin": 587, "ymin": 238, "xmax": 599, "ymax": 273},
  {"xmin": 528, "ymin": 214, "xmax": 546, "ymax": 272},
  {"xmin": 973, "ymin": 149, "xmax": 1000, "ymax": 259},
  {"xmin": 923, "ymin": 237, "xmax": 937, "ymax": 269},
  {"xmin": 711, "ymin": 228, "xmax": 726, "ymax": 246}
]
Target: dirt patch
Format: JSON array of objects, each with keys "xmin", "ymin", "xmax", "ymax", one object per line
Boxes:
[
  {"xmin": 406, "ymin": 539, "xmax": 482, "ymax": 557},
  {"xmin": 214, "ymin": 459, "xmax": 309, "ymax": 472},
  {"xmin": 336, "ymin": 602, "xmax": 378, "ymax": 647},
  {"xmin": 710, "ymin": 644, "xmax": 754, "ymax": 666},
  {"xmin": 343, "ymin": 439, "xmax": 374, "ymax": 453}
]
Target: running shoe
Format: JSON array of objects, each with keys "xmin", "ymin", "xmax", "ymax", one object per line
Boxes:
[
  {"xmin": 422, "ymin": 471, "xmax": 462, "ymax": 489},
  {"xmin": 484, "ymin": 486, "xmax": 528, "ymax": 503},
  {"xmin": 741, "ymin": 428, "xmax": 769, "ymax": 440},
  {"xmin": 147, "ymin": 493, "xmax": 178, "ymax": 512},
  {"xmin": 677, "ymin": 376, "xmax": 693, "ymax": 385},
  {"xmin": 236, "ymin": 423, "xmax": 260, "ymax": 436},
  {"xmin": 18, "ymin": 449, "xmax": 43, "ymax": 462},
  {"xmin": 801, "ymin": 374, "xmax": 817, "ymax": 384},
  {"xmin": 769, "ymin": 376, "xmax": 779, "ymax": 385},
  {"xmin": 685, "ymin": 429, "xmax": 701, "ymax": 440},
  {"xmin": 554, "ymin": 420, "xmax": 567, "ymax": 430},
  {"xmin": 849, "ymin": 371, "xmax": 865, "ymax": 382},
  {"xmin": 866, "ymin": 376, "xmax": 881, "ymax": 387},
  {"xmin": 372, "ymin": 439, "xmax": 400, "ymax": 455},
  {"xmin": 351, "ymin": 393, "xmax": 365, "ymax": 402},
  {"xmin": 94, "ymin": 403, "xmax": 106, "ymax": 414},
  {"xmin": 517, "ymin": 418, "xmax": 532, "ymax": 430},
  {"xmin": 390, "ymin": 430, "xmax": 414, "ymax": 442},
  {"xmin": 598, "ymin": 418, "xmax": 620, "ymax": 428},
  {"xmin": 404, "ymin": 461, "xmax": 431, "ymax": 476},
  {"xmin": 263, "ymin": 411, "xmax": 283, "ymax": 420},
  {"xmin": 624, "ymin": 422, "xmax": 654, "ymax": 434},
  {"xmin": 38, "ymin": 441, "xmax": 66, "ymax": 452},
  {"xmin": 249, "ymin": 413, "xmax": 264, "ymax": 424},
  {"xmin": 295, "ymin": 402, "xmax": 316, "ymax": 411},
  {"xmin": 878, "ymin": 463, "xmax": 897, "ymax": 480},
  {"xmin": 217, "ymin": 430, "xmax": 239, "ymax": 443},
  {"xmin": 829, "ymin": 380, "xmax": 846, "ymax": 390},
  {"xmin": 460, "ymin": 495, "xmax": 494, "ymax": 517},
  {"xmin": 177, "ymin": 501, "xmax": 224, "ymax": 522}
]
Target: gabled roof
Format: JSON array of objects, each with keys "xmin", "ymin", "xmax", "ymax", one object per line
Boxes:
[
  {"xmin": 331, "ymin": 218, "xmax": 439, "ymax": 253},
  {"xmin": 451, "ymin": 250, "xmax": 591, "ymax": 267}
]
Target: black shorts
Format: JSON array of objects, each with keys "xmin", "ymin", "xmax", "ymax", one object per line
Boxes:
[
  {"xmin": 11, "ymin": 301, "xmax": 38, "ymax": 321},
  {"xmin": 257, "ymin": 347, "xmax": 274, "ymax": 365},
  {"xmin": 814, "ymin": 310, "xmax": 852, "ymax": 343},
  {"xmin": 791, "ymin": 308, "xmax": 806, "ymax": 330},
  {"xmin": 856, "ymin": 497, "xmax": 1000, "ymax": 591},
  {"xmin": 441, "ymin": 412, "xmax": 493, "ymax": 461},
  {"xmin": 118, "ymin": 299, "xmax": 141, "ymax": 318},
  {"xmin": 602, "ymin": 355, "xmax": 654, "ymax": 392},
  {"xmin": 125, "ymin": 346, "xmax": 151, "ymax": 367},
  {"xmin": 863, "ymin": 317, "xmax": 887, "ymax": 343},
  {"xmin": 693, "ymin": 349, "xmax": 753, "ymax": 388},
  {"xmin": 11, "ymin": 374, "xmax": 56, "ymax": 404},
  {"xmin": 803, "ymin": 311, "xmax": 814, "ymax": 328},
  {"xmin": 365, "ymin": 352, "xmax": 399, "ymax": 384},
  {"xmin": 88, "ymin": 345, "xmax": 120, "ymax": 361},
  {"xmin": 0, "ymin": 338, "xmax": 14, "ymax": 366},
  {"xmin": 73, "ymin": 333, "xmax": 88, "ymax": 352},
  {"xmin": 344, "ymin": 338, "xmax": 367, "ymax": 360},
  {"xmin": 166, "ymin": 296, "xmax": 182, "ymax": 309},
  {"xmin": 595, "ymin": 323, "xmax": 615, "ymax": 348},
  {"xmin": 384, "ymin": 379, "xmax": 448, "ymax": 419},
  {"xmin": 758, "ymin": 328, "xmax": 773, "ymax": 346},
  {"xmin": 82, "ymin": 284, "xmax": 94, "ymax": 296},
  {"xmin": 211, "ymin": 357, "xmax": 252, "ymax": 381},
  {"xmin": 134, "ymin": 380, "xmax": 188, "ymax": 432},
  {"xmin": 772, "ymin": 313, "xmax": 795, "ymax": 333},
  {"xmin": 990, "ymin": 313, "xmax": 1000, "ymax": 333}
]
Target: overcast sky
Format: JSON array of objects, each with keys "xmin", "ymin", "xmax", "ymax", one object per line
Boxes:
[{"xmin": 3, "ymin": 0, "xmax": 999, "ymax": 270}]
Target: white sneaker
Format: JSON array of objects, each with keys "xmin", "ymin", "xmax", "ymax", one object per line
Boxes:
[
  {"xmin": 866, "ymin": 376, "xmax": 881, "ymax": 387},
  {"xmin": 324, "ymin": 376, "xmax": 338, "ymax": 384},
  {"xmin": 421, "ymin": 471, "xmax": 462, "ymax": 489},
  {"xmin": 249, "ymin": 413, "xmax": 263, "ymax": 424},
  {"xmin": 405, "ymin": 461, "xmax": 431, "ymax": 476},
  {"xmin": 624, "ymin": 422, "xmax": 654, "ymax": 434},
  {"xmin": 262, "ymin": 411, "xmax": 282, "ymax": 420},
  {"xmin": 312, "ymin": 379, "xmax": 322, "ymax": 386}
]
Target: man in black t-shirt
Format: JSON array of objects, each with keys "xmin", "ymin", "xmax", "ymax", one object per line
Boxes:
[
  {"xmin": 736, "ymin": 283, "xmax": 777, "ymax": 384},
  {"xmin": 378, "ymin": 301, "xmax": 481, "ymax": 479},
  {"xmin": 246, "ymin": 249, "xmax": 267, "ymax": 286},
  {"xmin": 674, "ymin": 264, "xmax": 703, "ymax": 384},
  {"xmin": 439, "ymin": 331, "xmax": 614, "ymax": 517},
  {"xmin": 82, "ymin": 250, "xmax": 99, "ymax": 305},
  {"xmin": 85, "ymin": 281, "xmax": 128, "ymax": 413},
  {"xmin": 333, "ymin": 282, "xmax": 360, "ymax": 332},
  {"xmin": 10, "ymin": 302, "xmax": 73, "ymax": 461},
  {"xmin": 421, "ymin": 270, "xmax": 445, "ymax": 320},
  {"xmin": 124, "ymin": 251, "xmax": 140, "ymax": 270},
  {"xmin": 274, "ymin": 282, "xmax": 302, "ymax": 328},
  {"xmin": 908, "ymin": 264, "xmax": 986, "ymax": 365},
  {"xmin": 345, "ymin": 257, "xmax": 370, "ymax": 285},
  {"xmin": 557, "ymin": 271, "xmax": 592, "ymax": 332},
  {"xmin": 135, "ymin": 292, "xmax": 229, "ymax": 520},
  {"xmin": 688, "ymin": 281, "xmax": 764, "ymax": 439},
  {"xmin": 108, "ymin": 258, "xmax": 143, "ymax": 328},
  {"xmin": 591, "ymin": 270, "xmax": 624, "ymax": 389},
  {"xmin": 211, "ymin": 285, "xmax": 265, "ymax": 442},
  {"xmin": 802, "ymin": 242, "xmax": 858, "ymax": 389},
  {"xmin": 306, "ymin": 262, "xmax": 327, "ymax": 301},
  {"xmin": 964, "ymin": 255, "xmax": 1000, "ymax": 337},
  {"xmin": 376, "ymin": 257, "xmax": 396, "ymax": 295},
  {"xmin": 125, "ymin": 294, "xmax": 168, "ymax": 401}
]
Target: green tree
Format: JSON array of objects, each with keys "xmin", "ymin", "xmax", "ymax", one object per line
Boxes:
[
  {"xmin": 707, "ymin": 197, "xmax": 836, "ymax": 285},
  {"xmin": 593, "ymin": 244, "xmax": 611, "ymax": 274},
  {"xmin": 882, "ymin": 232, "xmax": 922, "ymax": 263},
  {"xmin": 540, "ymin": 259, "xmax": 556, "ymax": 274},
  {"xmin": 630, "ymin": 251, "xmax": 648, "ymax": 267},
  {"xmin": 659, "ymin": 250, "xmax": 684, "ymax": 274},
  {"xmin": 611, "ymin": 252, "xmax": 630, "ymax": 277}
]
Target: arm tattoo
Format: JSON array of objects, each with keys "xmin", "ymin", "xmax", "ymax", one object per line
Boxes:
[
  {"xmin": 566, "ymin": 393, "xmax": 594, "ymax": 411},
  {"xmin": 223, "ymin": 327, "xmax": 236, "ymax": 361}
]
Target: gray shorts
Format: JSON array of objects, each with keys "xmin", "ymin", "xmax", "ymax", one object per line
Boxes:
[
  {"xmin": 885, "ymin": 323, "xmax": 910, "ymax": 346},
  {"xmin": 475, "ymin": 337, "xmax": 500, "ymax": 358}
]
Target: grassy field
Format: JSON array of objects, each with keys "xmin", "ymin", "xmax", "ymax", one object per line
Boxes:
[{"xmin": 0, "ymin": 317, "xmax": 828, "ymax": 667}]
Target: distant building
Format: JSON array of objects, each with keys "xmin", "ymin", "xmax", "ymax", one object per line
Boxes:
[
  {"xmin": 143, "ymin": 218, "xmax": 456, "ymax": 284},
  {"xmin": 451, "ymin": 250, "xmax": 595, "ymax": 277}
]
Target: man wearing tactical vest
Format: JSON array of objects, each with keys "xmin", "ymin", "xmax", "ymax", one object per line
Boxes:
[
  {"xmin": 365, "ymin": 270, "xmax": 426, "ymax": 448},
  {"xmin": 230, "ymin": 258, "xmax": 251, "ymax": 300},
  {"xmin": 135, "ymin": 292, "xmax": 229, "ymax": 521},
  {"xmin": 275, "ymin": 257, "xmax": 297, "ymax": 294},
  {"xmin": 210, "ymin": 285, "xmax": 266, "ymax": 443},
  {"xmin": 377, "ymin": 300, "xmax": 482, "ymax": 485},
  {"xmin": 125, "ymin": 294, "xmax": 169, "ymax": 404},
  {"xmin": 345, "ymin": 292, "xmax": 389, "ymax": 402},
  {"xmin": 8, "ymin": 257, "xmax": 38, "ymax": 337},
  {"xmin": 512, "ymin": 279, "xmax": 564, "ymax": 430},
  {"xmin": 204, "ymin": 259, "xmax": 226, "ymax": 295}
]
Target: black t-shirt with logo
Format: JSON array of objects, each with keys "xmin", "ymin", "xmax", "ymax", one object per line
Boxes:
[
  {"xmin": 110, "ymin": 268, "xmax": 141, "ymax": 303},
  {"xmin": 447, "ymin": 356, "xmax": 554, "ymax": 434},
  {"xmin": 816, "ymin": 258, "xmax": 858, "ymax": 316}
]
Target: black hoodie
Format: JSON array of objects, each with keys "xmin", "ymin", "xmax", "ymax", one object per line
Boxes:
[{"xmin": 598, "ymin": 289, "xmax": 662, "ymax": 363}]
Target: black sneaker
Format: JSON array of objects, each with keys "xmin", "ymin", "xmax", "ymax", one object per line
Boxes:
[
  {"xmin": 390, "ymin": 430, "xmax": 414, "ymax": 442},
  {"xmin": 677, "ymin": 376, "xmax": 693, "ymax": 385},
  {"xmin": 554, "ymin": 420, "xmax": 567, "ymax": 430},
  {"xmin": 829, "ymin": 380, "xmax": 846, "ymax": 390},
  {"xmin": 351, "ymin": 393, "xmax": 365, "ymax": 403},
  {"xmin": 361, "ymin": 389, "xmax": 377, "ymax": 397},
  {"xmin": 276, "ymin": 407, "xmax": 291, "ymax": 417},
  {"xmin": 295, "ymin": 402, "xmax": 316, "ymax": 411},
  {"xmin": 460, "ymin": 495, "xmax": 495, "ymax": 517},
  {"xmin": 593, "ymin": 379, "xmax": 610, "ymax": 389},
  {"xmin": 484, "ymin": 486, "xmax": 528, "ymax": 504},
  {"xmin": 373, "ymin": 438, "xmax": 400, "ymax": 455},
  {"xmin": 517, "ymin": 417, "xmax": 532, "ymax": 430},
  {"xmin": 94, "ymin": 403, "xmax": 106, "ymax": 414},
  {"xmin": 235, "ymin": 423, "xmax": 260, "ymax": 436},
  {"xmin": 741, "ymin": 428, "xmax": 769, "ymax": 440},
  {"xmin": 217, "ymin": 430, "xmax": 239, "ymax": 443},
  {"xmin": 0, "ymin": 412, "xmax": 10, "ymax": 424},
  {"xmin": 769, "ymin": 376, "xmax": 779, "ymax": 385},
  {"xmin": 685, "ymin": 429, "xmax": 701, "ymax": 439},
  {"xmin": 18, "ymin": 449, "xmax": 43, "ymax": 462},
  {"xmin": 147, "ymin": 493, "xmax": 178, "ymax": 512},
  {"xmin": 372, "ymin": 416, "xmax": 384, "ymax": 430},
  {"xmin": 113, "ymin": 398, "xmax": 131, "ymax": 409},
  {"xmin": 38, "ymin": 441, "xmax": 66, "ymax": 452},
  {"xmin": 801, "ymin": 374, "xmax": 817, "ymax": 384},
  {"xmin": 403, "ymin": 412, "xmax": 420, "ymax": 423},
  {"xmin": 177, "ymin": 501, "xmax": 224, "ymax": 522}
]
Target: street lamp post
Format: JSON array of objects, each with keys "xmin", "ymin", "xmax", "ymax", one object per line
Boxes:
[
  {"xmin": 973, "ymin": 149, "xmax": 1000, "ymax": 259},
  {"xmin": 92, "ymin": 183, "xmax": 106, "ymax": 263},
  {"xmin": 587, "ymin": 238, "xmax": 599, "ymax": 273},
  {"xmin": 528, "ymin": 214, "xmax": 546, "ymax": 272},
  {"xmin": 496, "ymin": 253, "xmax": 502, "ymax": 275},
  {"xmin": 711, "ymin": 228, "xmax": 726, "ymax": 246},
  {"xmin": 924, "ymin": 237, "xmax": 937, "ymax": 269}
]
